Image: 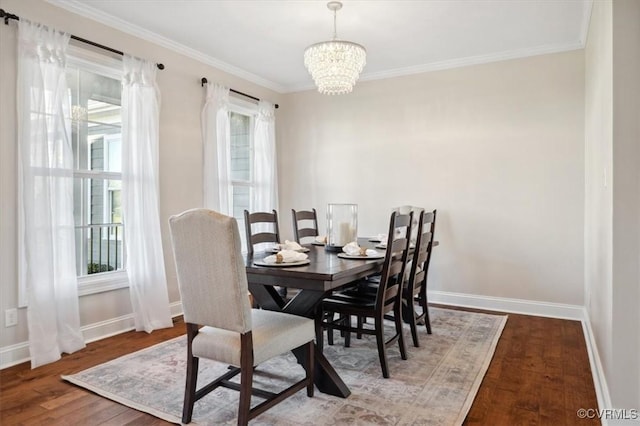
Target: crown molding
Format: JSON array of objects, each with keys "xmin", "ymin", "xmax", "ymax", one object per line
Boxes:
[
  {"xmin": 45, "ymin": 0, "xmax": 287, "ymax": 93},
  {"xmin": 286, "ymin": 41, "xmax": 586, "ymax": 93},
  {"xmin": 46, "ymin": 0, "xmax": 591, "ymax": 96}
]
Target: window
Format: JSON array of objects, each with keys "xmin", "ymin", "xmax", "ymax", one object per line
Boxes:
[
  {"xmin": 67, "ymin": 49, "xmax": 128, "ymax": 290},
  {"xmin": 228, "ymin": 103, "xmax": 256, "ymax": 251}
]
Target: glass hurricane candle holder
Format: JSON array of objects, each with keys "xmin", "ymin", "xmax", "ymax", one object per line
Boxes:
[{"xmin": 326, "ymin": 203, "xmax": 358, "ymax": 252}]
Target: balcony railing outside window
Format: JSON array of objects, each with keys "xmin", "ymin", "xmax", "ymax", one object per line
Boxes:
[{"xmin": 75, "ymin": 223, "xmax": 124, "ymax": 276}]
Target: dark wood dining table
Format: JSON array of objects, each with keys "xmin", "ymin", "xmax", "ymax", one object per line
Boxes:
[{"xmin": 244, "ymin": 241, "xmax": 385, "ymax": 398}]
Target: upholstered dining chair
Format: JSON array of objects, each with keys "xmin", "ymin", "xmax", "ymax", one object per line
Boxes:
[
  {"xmin": 316, "ymin": 211, "xmax": 412, "ymax": 378},
  {"xmin": 291, "ymin": 208, "xmax": 319, "ymax": 244},
  {"xmin": 169, "ymin": 209, "xmax": 314, "ymax": 425}
]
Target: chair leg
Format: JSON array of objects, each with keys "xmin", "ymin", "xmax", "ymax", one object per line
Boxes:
[
  {"xmin": 238, "ymin": 334, "xmax": 254, "ymax": 426},
  {"xmin": 422, "ymin": 296, "xmax": 432, "ymax": 334},
  {"xmin": 374, "ymin": 316, "xmax": 390, "ymax": 378},
  {"xmin": 343, "ymin": 315, "xmax": 351, "ymax": 348},
  {"xmin": 394, "ymin": 302, "xmax": 408, "ymax": 360},
  {"xmin": 406, "ymin": 295, "xmax": 420, "ymax": 347},
  {"xmin": 314, "ymin": 310, "xmax": 324, "ymax": 353},
  {"xmin": 182, "ymin": 352, "xmax": 199, "ymax": 424},
  {"xmin": 326, "ymin": 311, "xmax": 334, "ymax": 346},
  {"xmin": 306, "ymin": 341, "xmax": 315, "ymax": 397},
  {"xmin": 356, "ymin": 316, "xmax": 363, "ymax": 339}
]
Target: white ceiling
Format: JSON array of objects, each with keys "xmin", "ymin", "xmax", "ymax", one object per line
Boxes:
[{"xmin": 49, "ymin": 0, "xmax": 592, "ymax": 93}]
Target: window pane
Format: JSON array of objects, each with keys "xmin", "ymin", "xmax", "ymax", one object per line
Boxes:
[
  {"xmin": 75, "ymin": 224, "xmax": 123, "ymax": 276},
  {"xmin": 232, "ymin": 185, "xmax": 250, "ymax": 251},
  {"xmin": 68, "ymin": 69, "xmax": 121, "ymax": 172},
  {"xmin": 74, "ymin": 176, "xmax": 124, "ymax": 276},
  {"xmin": 68, "ymin": 61, "xmax": 124, "ymax": 277},
  {"xmin": 230, "ymin": 112, "xmax": 251, "ymax": 181}
]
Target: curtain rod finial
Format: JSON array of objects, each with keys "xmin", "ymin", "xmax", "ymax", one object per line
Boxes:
[
  {"xmin": 201, "ymin": 77, "xmax": 208, "ymax": 87},
  {"xmin": 1, "ymin": 8, "xmax": 19, "ymax": 25}
]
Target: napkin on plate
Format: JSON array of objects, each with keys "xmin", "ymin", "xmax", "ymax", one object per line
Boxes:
[
  {"xmin": 315, "ymin": 235, "xmax": 327, "ymax": 244},
  {"xmin": 276, "ymin": 240, "xmax": 304, "ymax": 251},
  {"xmin": 342, "ymin": 241, "xmax": 379, "ymax": 257},
  {"xmin": 263, "ymin": 249, "xmax": 308, "ymax": 264}
]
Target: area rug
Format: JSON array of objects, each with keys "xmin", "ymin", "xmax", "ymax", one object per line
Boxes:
[{"xmin": 62, "ymin": 308, "xmax": 506, "ymax": 425}]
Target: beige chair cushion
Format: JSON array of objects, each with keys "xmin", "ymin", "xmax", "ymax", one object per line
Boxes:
[{"xmin": 192, "ymin": 309, "xmax": 314, "ymax": 366}]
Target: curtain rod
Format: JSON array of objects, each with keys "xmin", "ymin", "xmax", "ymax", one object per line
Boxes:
[
  {"xmin": 201, "ymin": 77, "xmax": 279, "ymax": 109},
  {"xmin": 0, "ymin": 8, "xmax": 165, "ymax": 70}
]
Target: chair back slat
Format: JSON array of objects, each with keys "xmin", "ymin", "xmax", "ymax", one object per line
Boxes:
[
  {"xmin": 169, "ymin": 209, "xmax": 252, "ymax": 333},
  {"xmin": 293, "ymin": 210, "xmax": 316, "ymax": 221},
  {"xmin": 296, "ymin": 228, "xmax": 318, "ymax": 239},
  {"xmin": 412, "ymin": 270, "xmax": 426, "ymax": 293},
  {"xmin": 250, "ymin": 232, "xmax": 280, "ymax": 245}
]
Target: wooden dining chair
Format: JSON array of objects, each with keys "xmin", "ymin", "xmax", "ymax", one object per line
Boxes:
[
  {"xmin": 403, "ymin": 209, "xmax": 436, "ymax": 347},
  {"xmin": 291, "ymin": 208, "xmax": 319, "ymax": 243},
  {"xmin": 316, "ymin": 211, "xmax": 412, "ymax": 378},
  {"xmin": 348, "ymin": 209, "xmax": 437, "ymax": 347},
  {"xmin": 243, "ymin": 209, "xmax": 281, "ymax": 256},
  {"xmin": 169, "ymin": 209, "xmax": 314, "ymax": 425},
  {"xmin": 244, "ymin": 209, "xmax": 290, "ymax": 300}
]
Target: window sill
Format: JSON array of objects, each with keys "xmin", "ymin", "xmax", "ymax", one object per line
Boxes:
[{"xmin": 78, "ymin": 270, "xmax": 129, "ymax": 297}]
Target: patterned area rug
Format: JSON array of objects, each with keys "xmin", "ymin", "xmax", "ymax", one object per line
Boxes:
[{"xmin": 62, "ymin": 308, "xmax": 506, "ymax": 425}]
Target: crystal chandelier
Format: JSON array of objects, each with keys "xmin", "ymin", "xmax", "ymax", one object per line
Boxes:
[{"xmin": 304, "ymin": 1, "xmax": 366, "ymax": 95}]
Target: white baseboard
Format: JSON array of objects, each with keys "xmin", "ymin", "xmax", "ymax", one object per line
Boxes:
[
  {"xmin": 0, "ymin": 301, "xmax": 184, "ymax": 370},
  {"xmin": 427, "ymin": 290, "xmax": 613, "ymax": 419},
  {"xmin": 581, "ymin": 308, "xmax": 613, "ymax": 419},
  {"xmin": 428, "ymin": 289, "xmax": 585, "ymax": 320},
  {"xmin": 0, "ymin": 341, "xmax": 30, "ymax": 370}
]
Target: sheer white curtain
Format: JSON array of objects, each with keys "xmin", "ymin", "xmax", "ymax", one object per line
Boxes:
[
  {"xmin": 17, "ymin": 20, "xmax": 85, "ymax": 368},
  {"xmin": 121, "ymin": 55, "xmax": 172, "ymax": 332},
  {"xmin": 201, "ymin": 83, "xmax": 231, "ymax": 212},
  {"xmin": 253, "ymin": 101, "xmax": 278, "ymax": 212}
]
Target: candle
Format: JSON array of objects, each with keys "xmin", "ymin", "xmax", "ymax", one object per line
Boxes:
[{"xmin": 339, "ymin": 222, "xmax": 350, "ymax": 246}]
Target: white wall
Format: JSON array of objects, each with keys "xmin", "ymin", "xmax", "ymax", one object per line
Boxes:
[
  {"xmin": 0, "ymin": 0, "xmax": 282, "ymax": 355},
  {"xmin": 584, "ymin": 0, "xmax": 614, "ymax": 397},
  {"xmin": 278, "ymin": 51, "xmax": 585, "ymax": 306},
  {"xmin": 585, "ymin": 0, "xmax": 640, "ymax": 411},
  {"xmin": 610, "ymin": 0, "xmax": 640, "ymax": 410}
]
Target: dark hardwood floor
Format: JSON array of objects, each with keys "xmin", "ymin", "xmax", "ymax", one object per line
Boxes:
[{"xmin": 0, "ymin": 306, "xmax": 600, "ymax": 425}]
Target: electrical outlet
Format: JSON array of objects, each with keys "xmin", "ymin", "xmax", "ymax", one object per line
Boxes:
[{"xmin": 5, "ymin": 309, "xmax": 17, "ymax": 327}]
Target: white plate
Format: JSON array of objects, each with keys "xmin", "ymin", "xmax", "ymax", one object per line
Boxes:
[
  {"xmin": 253, "ymin": 259, "xmax": 311, "ymax": 267},
  {"xmin": 270, "ymin": 247, "xmax": 310, "ymax": 253},
  {"xmin": 337, "ymin": 253, "xmax": 385, "ymax": 260}
]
